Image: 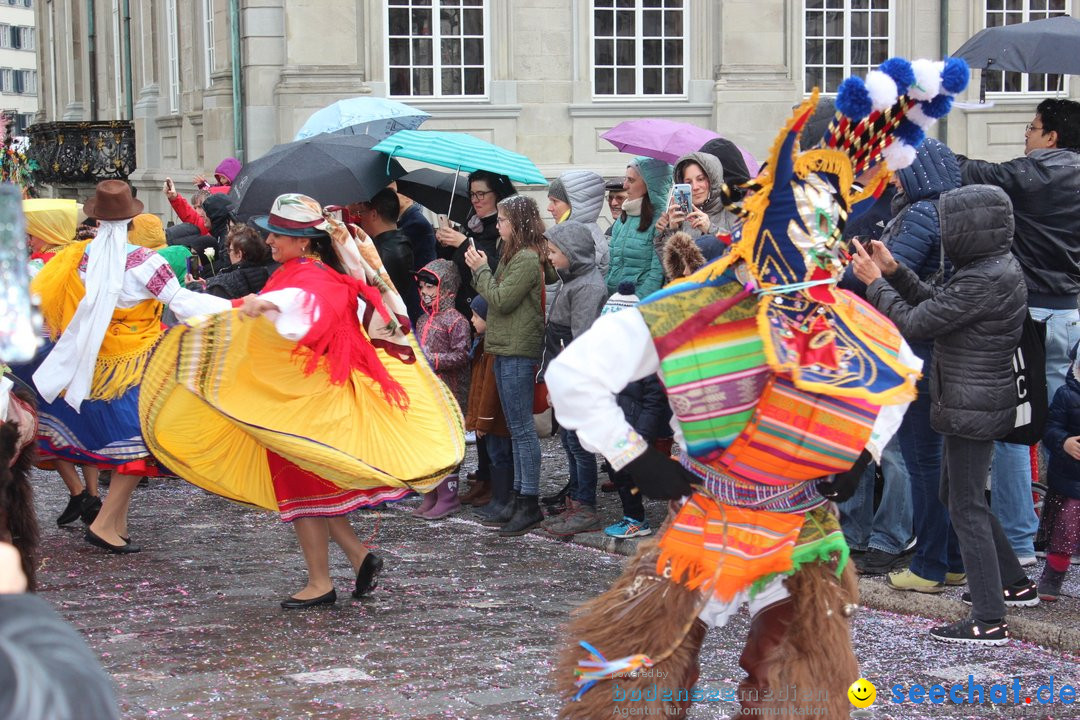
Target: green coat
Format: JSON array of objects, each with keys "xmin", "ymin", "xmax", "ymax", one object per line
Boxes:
[{"xmin": 472, "ymin": 248, "xmax": 546, "ymax": 359}]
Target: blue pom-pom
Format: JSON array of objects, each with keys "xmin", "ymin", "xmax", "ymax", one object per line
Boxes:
[
  {"xmin": 894, "ymin": 118, "xmax": 925, "ymax": 147},
  {"xmin": 921, "ymin": 94, "xmax": 953, "ymax": 119},
  {"xmin": 879, "ymin": 58, "xmax": 915, "ymax": 91},
  {"xmin": 835, "ymin": 77, "xmax": 872, "ymax": 120},
  {"xmin": 941, "ymin": 57, "xmax": 970, "ymax": 94}
]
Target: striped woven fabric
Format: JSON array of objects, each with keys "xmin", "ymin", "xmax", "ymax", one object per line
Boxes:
[
  {"xmin": 639, "ymin": 276, "xmax": 768, "ymax": 464},
  {"xmin": 676, "ymin": 450, "xmax": 828, "ymax": 514},
  {"xmin": 720, "ymin": 374, "xmax": 878, "ymax": 485},
  {"xmin": 655, "ymin": 493, "xmax": 805, "ymax": 602}
]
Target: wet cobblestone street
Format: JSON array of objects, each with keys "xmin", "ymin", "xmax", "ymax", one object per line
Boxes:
[{"xmin": 28, "ymin": 439, "xmax": 1080, "ymax": 719}]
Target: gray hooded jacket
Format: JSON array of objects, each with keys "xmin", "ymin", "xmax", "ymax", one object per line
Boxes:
[
  {"xmin": 867, "ymin": 184, "xmax": 1027, "ymax": 440},
  {"xmin": 539, "ymin": 222, "xmax": 608, "ymax": 377},
  {"xmin": 556, "ymin": 169, "xmax": 610, "ymax": 276}
]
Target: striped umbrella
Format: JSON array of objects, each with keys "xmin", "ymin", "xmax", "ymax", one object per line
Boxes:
[{"xmin": 372, "ymin": 130, "xmax": 547, "ymax": 185}]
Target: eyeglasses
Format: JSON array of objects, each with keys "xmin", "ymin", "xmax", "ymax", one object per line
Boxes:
[
  {"xmin": 1026, "ymin": 123, "xmax": 1045, "ymax": 133},
  {"xmin": 469, "ymin": 190, "xmax": 494, "ymax": 201},
  {"xmin": 495, "ymin": 216, "xmax": 508, "ymax": 225}
]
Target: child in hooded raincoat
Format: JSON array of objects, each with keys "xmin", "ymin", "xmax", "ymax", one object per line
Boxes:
[
  {"xmin": 538, "ymin": 222, "xmax": 608, "ymax": 537},
  {"xmin": 411, "ymin": 258, "xmax": 472, "ymax": 520}
]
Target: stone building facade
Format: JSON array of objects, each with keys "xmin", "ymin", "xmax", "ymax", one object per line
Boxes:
[
  {"xmin": 32, "ymin": 0, "xmax": 1076, "ymax": 217},
  {"xmin": 1, "ymin": 0, "xmax": 37, "ymax": 135}
]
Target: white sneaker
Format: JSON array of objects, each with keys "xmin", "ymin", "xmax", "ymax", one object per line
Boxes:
[
  {"xmin": 464, "ymin": 431, "xmax": 476, "ymax": 445},
  {"xmin": 1018, "ymin": 555, "xmax": 1038, "ymax": 567}
]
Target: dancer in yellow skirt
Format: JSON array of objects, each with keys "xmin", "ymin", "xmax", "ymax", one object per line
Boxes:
[{"xmin": 140, "ymin": 194, "xmax": 465, "ymax": 608}]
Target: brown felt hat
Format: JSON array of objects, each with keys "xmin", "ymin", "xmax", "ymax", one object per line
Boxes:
[{"xmin": 82, "ymin": 179, "xmax": 144, "ymax": 221}]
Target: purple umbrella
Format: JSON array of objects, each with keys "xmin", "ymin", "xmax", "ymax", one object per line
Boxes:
[{"xmin": 601, "ymin": 119, "xmax": 759, "ymax": 176}]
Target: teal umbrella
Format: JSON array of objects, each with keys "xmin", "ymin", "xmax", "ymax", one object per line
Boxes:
[{"xmin": 372, "ymin": 130, "xmax": 547, "ymax": 185}]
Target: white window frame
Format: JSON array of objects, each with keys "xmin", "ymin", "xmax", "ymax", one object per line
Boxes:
[
  {"xmin": 589, "ymin": 0, "xmax": 689, "ymax": 101},
  {"xmin": 21, "ymin": 26, "xmax": 34, "ymax": 50},
  {"xmin": 203, "ymin": 0, "xmax": 216, "ymax": 88},
  {"xmin": 384, "ymin": 0, "xmax": 491, "ymax": 100},
  {"xmin": 165, "ymin": 0, "xmax": 180, "ymax": 114},
  {"xmin": 802, "ymin": 0, "xmax": 895, "ymax": 96},
  {"xmin": 48, "ymin": 1, "xmax": 57, "ymax": 115},
  {"xmin": 0, "ymin": 25, "xmax": 10, "ymax": 49},
  {"xmin": 983, "ymin": 0, "xmax": 1071, "ymax": 96}
]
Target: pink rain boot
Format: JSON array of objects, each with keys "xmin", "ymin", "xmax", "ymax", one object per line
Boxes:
[
  {"xmin": 421, "ymin": 474, "xmax": 461, "ymax": 520},
  {"xmin": 411, "ymin": 490, "xmax": 438, "ymax": 517}
]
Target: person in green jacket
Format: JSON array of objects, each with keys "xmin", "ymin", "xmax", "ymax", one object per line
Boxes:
[
  {"xmin": 464, "ymin": 194, "xmax": 550, "ymax": 537},
  {"xmin": 605, "ymin": 156, "xmax": 672, "ymax": 298}
]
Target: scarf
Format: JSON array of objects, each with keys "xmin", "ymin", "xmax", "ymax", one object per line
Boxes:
[
  {"xmin": 33, "ymin": 219, "xmax": 130, "ymax": 410},
  {"xmin": 621, "ymin": 196, "xmax": 643, "ymax": 216}
]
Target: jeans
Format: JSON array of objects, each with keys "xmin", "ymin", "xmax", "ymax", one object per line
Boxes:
[
  {"xmin": 493, "ymin": 355, "xmax": 541, "ymax": 496},
  {"xmin": 561, "ymin": 429, "xmax": 598, "ymax": 507},
  {"xmin": 485, "ymin": 433, "xmax": 512, "ymax": 473},
  {"xmin": 1029, "ymin": 306, "xmax": 1080, "ymax": 401},
  {"xmin": 990, "ymin": 442, "xmax": 1039, "ymax": 559},
  {"xmin": 837, "ymin": 436, "xmax": 913, "ymax": 555},
  {"xmin": 897, "ymin": 373, "xmax": 963, "ymax": 582},
  {"xmin": 940, "ymin": 435, "xmax": 1026, "ymax": 623}
]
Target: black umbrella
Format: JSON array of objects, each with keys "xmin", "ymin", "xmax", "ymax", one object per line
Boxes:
[
  {"xmin": 953, "ymin": 16, "xmax": 1080, "ymax": 100},
  {"xmin": 229, "ymin": 134, "xmax": 406, "ymax": 220},
  {"xmin": 394, "ymin": 168, "xmax": 471, "ymax": 225}
]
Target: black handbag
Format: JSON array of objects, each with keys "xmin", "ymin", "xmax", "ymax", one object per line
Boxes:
[{"xmin": 1001, "ymin": 311, "xmax": 1048, "ymax": 445}]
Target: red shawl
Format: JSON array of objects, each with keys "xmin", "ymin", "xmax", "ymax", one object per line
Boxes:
[{"xmin": 263, "ymin": 257, "xmax": 409, "ymax": 409}]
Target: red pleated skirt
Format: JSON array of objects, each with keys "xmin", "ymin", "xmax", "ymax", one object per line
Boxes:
[{"xmin": 266, "ymin": 451, "xmax": 411, "ymax": 522}]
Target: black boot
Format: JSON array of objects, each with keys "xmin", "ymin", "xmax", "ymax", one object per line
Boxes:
[
  {"xmin": 542, "ymin": 481, "xmax": 570, "ymax": 507},
  {"xmin": 499, "ymin": 494, "xmax": 543, "ymax": 537},
  {"xmin": 476, "ymin": 466, "xmax": 514, "ymax": 524},
  {"xmin": 480, "ymin": 490, "xmax": 518, "ymax": 527},
  {"xmin": 57, "ymin": 490, "xmax": 89, "ymax": 527}
]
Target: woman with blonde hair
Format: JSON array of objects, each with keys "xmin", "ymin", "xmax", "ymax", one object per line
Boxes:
[{"xmin": 465, "ymin": 195, "xmax": 553, "ymax": 536}]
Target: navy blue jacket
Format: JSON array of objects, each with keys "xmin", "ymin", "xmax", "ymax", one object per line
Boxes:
[
  {"xmin": 842, "ymin": 139, "xmax": 960, "ymax": 299},
  {"xmin": 617, "ymin": 375, "xmax": 672, "ymax": 442},
  {"xmin": 1044, "ymin": 354, "xmax": 1080, "ymax": 500}
]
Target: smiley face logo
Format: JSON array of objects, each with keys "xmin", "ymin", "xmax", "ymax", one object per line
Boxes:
[{"xmin": 848, "ymin": 678, "xmax": 876, "ymax": 708}]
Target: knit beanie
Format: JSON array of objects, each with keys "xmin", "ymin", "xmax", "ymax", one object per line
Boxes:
[
  {"xmin": 470, "ymin": 294, "xmax": 489, "ymax": 320},
  {"xmin": 601, "ymin": 280, "xmax": 640, "ymax": 315},
  {"xmin": 547, "ymin": 177, "xmax": 569, "ymax": 205}
]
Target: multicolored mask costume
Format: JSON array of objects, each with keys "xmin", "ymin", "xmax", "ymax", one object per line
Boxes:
[{"xmin": 546, "ymin": 57, "xmax": 969, "ymax": 718}]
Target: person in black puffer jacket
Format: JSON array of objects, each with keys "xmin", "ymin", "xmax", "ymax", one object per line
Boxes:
[
  {"xmin": 853, "ymin": 183, "xmax": 1036, "ymax": 646},
  {"xmin": 202, "ymin": 225, "xmax": 277, "ymax": 300}
]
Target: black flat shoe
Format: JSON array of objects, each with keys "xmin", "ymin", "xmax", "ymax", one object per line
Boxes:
[
  {"xmin": 57, "ymin": 491, "xmax": 89, "ymax": 526},
  {"xmin": 80, "ymin": 495, "xmax": 102, "ymax": 525},
  {"xmin": 352, "ymin": 553, "xmax": 384, "ymax": 598},
  {"xmin": 280, "ymin": 589, "xmax": 337, "ymax": 609},
  {"xmin": 85, "ymin": 528, "xmax": 141, "ymax": 554}
]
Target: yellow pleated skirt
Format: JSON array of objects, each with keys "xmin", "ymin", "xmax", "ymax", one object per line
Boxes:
[{"xmin": 139, "ymin": 310, "xmax": 465, "ymax": 512}]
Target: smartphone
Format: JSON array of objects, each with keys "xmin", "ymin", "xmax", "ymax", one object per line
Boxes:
[
  {"xmin": 673, "ymin": 183, "xmax": 692, "ymax": 215},
  {"xmin": 438, "ymin": 214, "xmax": 449, "ymax": 230},
  {"xmin": 853, "ymin": 237, "xmax": 874, "ymax": 256},
  {"xmin": 185, "ymin": 254, "xmax": 198, "ymax": 277},
  {"xmin": 467, "ymin": 236, "xmax": 476, "ymax": 251}
]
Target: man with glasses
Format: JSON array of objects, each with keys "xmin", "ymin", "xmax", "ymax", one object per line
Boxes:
[{"xmin": 960, "ymin": 98, "xmax": 1080, "ymax": 566}]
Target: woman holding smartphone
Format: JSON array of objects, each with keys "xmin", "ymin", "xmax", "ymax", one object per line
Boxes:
[
  {"xmin": 434, "ymin": 170, "xmax": 516, "ymax": 318},
  {"xmin": 654, "ymin": 151, "xmax": 740, "ymax": 261}
]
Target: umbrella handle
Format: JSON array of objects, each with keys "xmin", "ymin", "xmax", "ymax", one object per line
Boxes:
[{"xmin": 448, "ymin": 164, "xmax": 462, "ymax": 225}]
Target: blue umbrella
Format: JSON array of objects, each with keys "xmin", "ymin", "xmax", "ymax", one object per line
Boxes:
[
  {"xmin": 372, "ymin": 130, "xmax": 547, "ymax": 185},
  {"xmin": 372, "ymin": 129, "xmax": 547, "ymax": 221},
  {"xmin": 294, "ymin": 97, "xmax": 430, "ymax": 141}
]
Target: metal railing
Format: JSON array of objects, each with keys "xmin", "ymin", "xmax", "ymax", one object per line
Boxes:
[{"xmin": 26, "ymin": 120, "xmax": 136, "ymax": 183}]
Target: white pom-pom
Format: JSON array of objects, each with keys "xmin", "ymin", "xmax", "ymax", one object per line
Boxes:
[
  {"xmin": 205, "ymin": 247, "xmax": 216, "ymax": 260},
  {"xmin": 906, "ymin": 102, "xmax": 935, "ymax": 130},
  {"xmin": 882, "ymin": 141, "xmax": 918, "ymax": 171},
  {"xmin": 909, "ymin": 59, "xmax": 942, "ymax": 101},
  {"xmin": 865, "ymin": 70, "xmax": 899, "ymax": 112}
]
